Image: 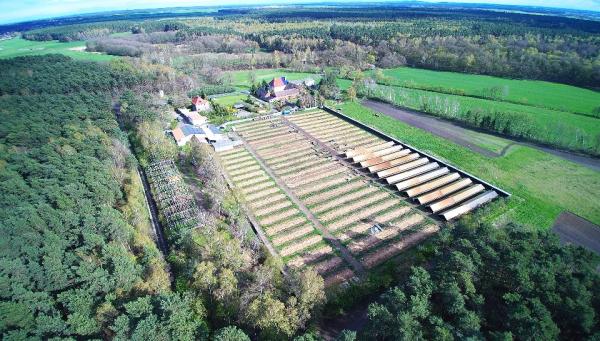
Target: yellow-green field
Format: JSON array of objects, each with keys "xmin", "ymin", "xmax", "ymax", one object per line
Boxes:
[{"xmin": 211, "ymin": 93, "xmax": 247, "ymax": 107}]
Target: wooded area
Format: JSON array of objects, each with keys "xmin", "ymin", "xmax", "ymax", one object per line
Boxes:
[{"xmin": 363, "ymin": 218, "xmax": 600, "ymax": 340}]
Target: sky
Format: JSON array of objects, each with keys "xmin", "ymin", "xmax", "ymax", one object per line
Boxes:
[{"xmin": 0, "ymin": 0, "xmax": 599, "ymax": 25}]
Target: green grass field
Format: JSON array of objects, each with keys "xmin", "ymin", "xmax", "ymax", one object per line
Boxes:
[
  {"xmin": 212, "ymin": 93, "xmax": 247, "ymax": 107},
  {"xmin": 336, "ymin": 101, "xmax": 600, "ymax": 228},
  {"xmin": 366, "ymin": 83, "xmax": 600, "ymax": 155},
  {"xmin": 371, "ymin": 67, "xmax": 600, "ymax": 117},
  {"xmin": 228, "ymin": 68, "xmax": 321, "ymax": 90},
  {"xmin": 0, "ymin": 37, "xmax": 116, "ymax": 61}
]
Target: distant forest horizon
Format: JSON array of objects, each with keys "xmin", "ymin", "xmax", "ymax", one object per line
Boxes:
[{"xmin": 1, "ymin": 1, "xmax": 599, "ymax": 33}]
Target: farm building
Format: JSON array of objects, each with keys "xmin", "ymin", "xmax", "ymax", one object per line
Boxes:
[
  {"xmin": 257, "ymin": 77, "xmax": 300, "ymax": 103},
  {"xmin": 177, "ymin": 108, "xmax": 208, "ymax": 126},
  {"xmin": 192, "ymin": 96, "xmax": 211, "ymax": 112},
  {"xmin": 170, "ymin": 123, "xmax": 226, "ymax": 146},
  {"xmin": 171, "ymin": 124, "xmax": 206, "ymax": 146}
]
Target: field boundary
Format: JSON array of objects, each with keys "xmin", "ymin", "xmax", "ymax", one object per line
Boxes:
[{"xmin": 322, "ymin": 105, "xmax": 512, "ymax": 198}]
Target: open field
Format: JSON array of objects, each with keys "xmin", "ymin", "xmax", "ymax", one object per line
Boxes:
[
  {"xmin": 211, "ymin": 93, "xmax": 247, "ymax": 107},
  {"xmin": 336, "ymin": 101, "xmax": 600, "ymax": 228},
  {"xmin": 372, "ymin": 67, "xmax": 600, "ymax": 117},
  {"xmin": 364, "ymin": 83, "xmax": 600, "ymax": 156},
  {"xmin": 0, "ymin": 37, "xmax": 115, "ymax": 61},
  {"xmin": 228, "ymin": 68, "xmax": 321, "ymax": 90}
]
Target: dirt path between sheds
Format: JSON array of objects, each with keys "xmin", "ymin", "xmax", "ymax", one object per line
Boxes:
[
  {"xmin": 362, "ymin": 99, "xmax": 600, "ymax": 172},
  {"xmin": 239, "ymin": 132, "xmax": 366, "ymax": 277}
]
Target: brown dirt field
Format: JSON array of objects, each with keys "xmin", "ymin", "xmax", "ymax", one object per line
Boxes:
[
  {"xmin": 272, "ymin": 225, "xmax": 315, "ymax": 246},
  {"xmin": 236, "ymin": 174, "xmax": 271, "ymax": 188},
  {"xmin": 254, "ymin": 200, "xmax": 293, "ymax": 217},
  {"xmin": 260, "ymin": 141, "xmax": 312, "ymax": 158},
  {"xmin": 313, "ymin": 186, "xmax": 380, "ymax": 214},
  {"xmin": 240, "ymin": 181, "xmax": 275, "ymax": 195},
  {"xmin": 231, "ymin": 169, "xmax": 266, "ymax": 182},
  {"xmin": 245, "ymin": 186, "xmax": 280, "ymax": 201},
  {"xmin": 219, "ymin": 150, "xmax": 248, "ymax": 160},
  {"xmin": 282, "ymin": 162, "xmax": 341, "ymax": 183},
  {"xmin": 276, "ymin": 159, "xmax": 329, "ymax": 178},
  {"xmin": 288, "ymin": 245, "xmax": 335, "ymax": 268},
  {"xmin": 324, "ymin": 268, "xmax": 355, "ymax": 287},
  {"xmin": 294, "ymin": 119, "xmax": 348, "ymax": 132},
  {"xmin": 270, "ymin": 153, "xmax": 321, "ymax": 171},
  {"xmin": 223, "ymin": 159, "xmax": 257, "ymax": 172},
  {"xmin": 244, "ymin": 129, "xmax": 291, "ymax": 142},
  {"xmin": 228, "ymin": 164, "xmax": 261, "ymax": 177},
  {"xmin": 304, "ymin": 180, "xmax": 366, "ymax": 205},
  {"xmin": 287, "ymin": 166, "xmax": 348, "ymax": 189},
  {"xmin": 249, "ymin": 193, "xmax": 287, "ymax": 208},
  {"xmin": 328, "ymin": 198, "xmax": 399, "ymax": 232},
  {"xmin": 337, "ymin": 207, "xmax": 412, "ymax": 242},
  {"xmin": 313, "ymin": 256, "xmax": 344, "ymax": 275},
  {"xmin": 296, "ymin": 176, "xmax": 354, "ymax": 197},
  {"xmin": 292, "ymin": 116, "xmax": 344, "ymax": 129},
  {"xmin": 320, "ymin": 192, "xmax": 392, "ymax": 223},
  {"xmin": 218, "ymin": 147, "xmax": 245, "ymax": 156},
  {"xmin": 223, "ymin": 155, "xmax": 254, "ymax": 166},
  {"xmin": 267, "ymin": 149, "xmax": 317, "ymax": 166},
  {"xmin": 362, "ymin": 225, "xmax": 439, "ymax": 268},
  {"xmin": 347, "ymin": 214, "xmax": 424, "ymax": 254},
  {"xmin": 280, "ymin": 235, "xmax": 323, "ymax": 257},
  {"xmin": 260, "ymin": 209, "xmax": 301, "ymax": 226},
  {"xmin": 265, "ymin": 218, "xmax": 308, "ymax": 236}
]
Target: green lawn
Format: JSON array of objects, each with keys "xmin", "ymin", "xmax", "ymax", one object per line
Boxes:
[
  {"xmin": 371, "ymin": 67, "xmax": 600, "ymax": 117},
  {"xmin": 228, "ymin": 68, "xmax": 321, "ymax": 89},
  {"xmin": 212, "ymin": 93, "xmax": 247, "ymax": 107},
  {"xmin": 366, "ymin": 83, "xmax": 600, "ymax": 156},
  {"xmin": 0, "ymin": 37, "xmax": 116, "ymax": 61},
  {"xmin": 336, "ymin": 101, "xmax": 600, "ymax": 228}
]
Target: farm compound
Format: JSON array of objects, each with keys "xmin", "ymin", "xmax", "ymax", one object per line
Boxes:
[{"xmin": 216, "ymin": 108, "xmax": 507, "ymax": 286}]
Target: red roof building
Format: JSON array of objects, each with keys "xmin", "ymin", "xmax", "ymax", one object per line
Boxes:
[{"xmin": 191, "ymin": 96, "xmax": 211, "ymax": 112}]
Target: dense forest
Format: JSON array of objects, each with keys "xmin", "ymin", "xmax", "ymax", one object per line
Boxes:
[
  {"xmin": 19, "ymin": 6, "xmax": 600, "ymax": 87},
  {"xmin": 0, "ymin": 55, "xmax": 189, "ymax": 339},
  {"xmin": 362, "ymin": 219, "xmax": 600, "ymax": 340}
]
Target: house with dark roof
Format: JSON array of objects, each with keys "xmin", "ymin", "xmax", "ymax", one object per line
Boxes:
[{"xmin": 257, "ymin": 76, "xmax": 300, "ymax": 103}]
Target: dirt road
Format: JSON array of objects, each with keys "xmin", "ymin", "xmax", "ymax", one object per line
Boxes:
[
  {"xmin": 552, "ymin": 211, "xmax": 600, "ymax": 255},
  {"xmin": 362, "ymin": 99, "xmax": 600, "ymax": 172}
]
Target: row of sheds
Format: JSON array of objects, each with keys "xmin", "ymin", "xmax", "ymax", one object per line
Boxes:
[{"xmin": 345, "ymin": 141, "xmax": 503, "ymax": 221}]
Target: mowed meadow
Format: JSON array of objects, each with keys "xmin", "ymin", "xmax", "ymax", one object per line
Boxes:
[
  {"xmin": 0, "ymin": 37, "xmax": 116, "ymax": 61},
  {"xmin": 336, "ymin": 101, "xmax": 600, "ymax": 229},
  {"xmin": 358, "ymin": 67, "xmax": 600, "ymax": 156},
  {"xmin": 374, "ymin": 67, "xmax": 600, "ymax": 116}
]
